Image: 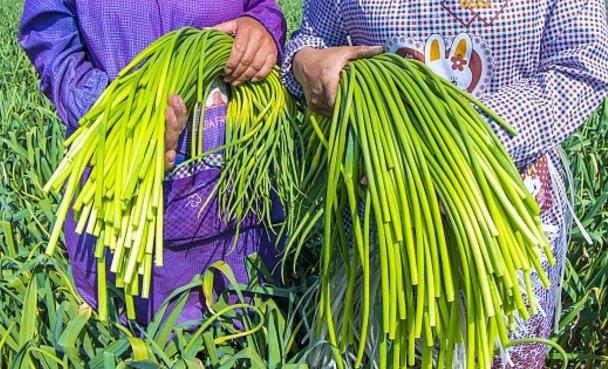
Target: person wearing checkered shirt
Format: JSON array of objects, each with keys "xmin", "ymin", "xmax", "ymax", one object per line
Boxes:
[{"xmin": 281, "ymin": 0, "xmax": 608, "ymax": 368}]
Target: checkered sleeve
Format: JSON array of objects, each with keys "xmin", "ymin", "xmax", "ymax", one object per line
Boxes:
[
  {"xmin": 481, "ymin": 0, "xmax": 608, "ymax": 169},
  {"xmin": 281, "ymin": 0, "xmax": 347, "ymax": 98}
]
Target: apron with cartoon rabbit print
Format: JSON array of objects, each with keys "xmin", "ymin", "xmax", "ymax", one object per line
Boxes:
[
  {"xmin": 331, "ymin": 1, "xmax": 573, "ymax": 367},
  {"xmin": 384, "ymin": 31, "xmax": 555, "ymax": 212},
  {"xmin": 283, "ymin": 0, "xmax": 608, "ymax": 367},
  {"xmin": 383, "ymin": 5, "xmax": 560, "ymax": 368},
  {"xmin": 390, "ymin": 35, "xmax": 557, "ymax": 369}
]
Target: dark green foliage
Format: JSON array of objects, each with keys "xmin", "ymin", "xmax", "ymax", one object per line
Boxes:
[{"xmin": 1, "ymin": 0, "xmax": 607, "ymax": 367}]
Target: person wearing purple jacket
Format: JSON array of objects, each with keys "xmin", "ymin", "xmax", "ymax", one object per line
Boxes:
[{"xmin": 19, "ymin": 0, "xmax": 287, "ymax": 326}]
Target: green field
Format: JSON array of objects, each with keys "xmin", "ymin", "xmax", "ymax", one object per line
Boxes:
[{"xmin": 0, "ymin": 0, "xmax": 606, "ymax": 368}]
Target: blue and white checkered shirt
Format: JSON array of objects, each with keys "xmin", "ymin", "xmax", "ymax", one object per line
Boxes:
[
  {"xmin": 282, "ymin": 0, "xmax": 608, "ymax": 170},
  {"xmin": 281, "ymin": 1, "xmax": 608, "ymax": 367}
]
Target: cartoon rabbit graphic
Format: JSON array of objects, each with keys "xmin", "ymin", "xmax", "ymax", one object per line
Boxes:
[
  {"xmin": 389, "ymin": 32, "xmax": 492, "ymax": 97},
  {"xmin": 425, "ymin": 33, "xmax": 478, "ymax": 92}
]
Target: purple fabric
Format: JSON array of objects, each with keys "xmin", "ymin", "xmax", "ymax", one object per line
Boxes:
[
  {"xmin": 19, "ymin": 0, "xmax": 287, "ymax": 134},
  {"xmin": 63, "ymin": 165, "xmax": 283, "ymax": 325},
  {"xmin": 19, "ymin": 0, "xmax": 287, "ymax": 326}
]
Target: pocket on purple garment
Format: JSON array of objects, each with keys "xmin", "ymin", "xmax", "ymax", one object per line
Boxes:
[
  {"xmin": 164, "ymin": 82, "xmax": 229, "ymax": 245},
  {"xmin": 162, "ymin": 165, "xmax": 223, "ymax": 245}
]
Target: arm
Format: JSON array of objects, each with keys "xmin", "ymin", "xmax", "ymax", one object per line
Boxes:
[
  {"xmin": 216, "ymin": 1, "xmax": 287, "ymax": 86},
  {"xmin": 243, "ymin": 0, "xmax": 287, "ymax": 54},
  {"xmin": 19, "ymin": 0, "xmax": 188, "ymax": 172},
  {"xmin": 482, "ymin": 0, "xmax": 608, "ymax": 169},
  {"xmin": 281, "ymin": 0, "xmax": 348, "ymax": 98},
  {"xmin": 19, "ymin": 0, "xmax": 109, "ymax": 133},
  {"xmin": 281, "ymin": 0, "xmax": 383, "ymax": 115}
]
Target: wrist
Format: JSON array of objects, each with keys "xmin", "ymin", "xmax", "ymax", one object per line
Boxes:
[{"xmin": 293, "ymin": 47, "xmax": 317, "ymax": 85}]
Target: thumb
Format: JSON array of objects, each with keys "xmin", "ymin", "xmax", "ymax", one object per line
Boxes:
[
  {"xmin": 214, "ymin": 19, "xmax": 238, "ymax": 35},
  {"xmin": 348, "ymin": 45, "xmax": 385, "ymax": 60}
]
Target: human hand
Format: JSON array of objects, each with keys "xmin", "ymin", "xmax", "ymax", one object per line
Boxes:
[
  {"xmin": 292, "ymin": 46, "xmax": 384, "ymax": 117},
  {"xmin": 164, "ymin": 94, "xmax": 187, "ymax": 172},
  {"xmin": 215, "ymin": 17, "xmax": 278, "ymax": 86}
]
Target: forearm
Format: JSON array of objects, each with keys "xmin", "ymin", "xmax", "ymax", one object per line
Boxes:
[
  {"xmin": 19, "ymin": 0, "xmax": 108, "ymax": 132},
  {"xmin": 281, "ymin": 0, "xmax": 348, "ymax": 98},
  {"xmin": 482, "ymin": 0, "xmax": 608, "ymax": 169},
  {"xmin": 244, "ymin": 0, "xmax": 287, "ymax": 55}
]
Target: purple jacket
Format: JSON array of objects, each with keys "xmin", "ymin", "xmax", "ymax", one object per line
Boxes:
[
  {"xmin": 19, "ymin": 0, "xmax": 287, "ymax": 326},
  {"xmin": 19, "ymin": 0, "xmax": 286, "ymax": 135}
]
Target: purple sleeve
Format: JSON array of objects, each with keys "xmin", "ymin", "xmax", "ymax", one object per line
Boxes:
[
  {"xmin": 481, "ymin": 0, "xmax": 608, "ymax": 169},
  {"xmin": 243, "ymin": 0, "xmax": 287, "ymax": 56},
  {"xmin": 19, "ymin": 0, "xmax": 109, "ymax": 132}
]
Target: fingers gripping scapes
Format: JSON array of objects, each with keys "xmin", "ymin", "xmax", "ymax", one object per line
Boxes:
[
  {"xmin": 292, "ymin": 45, "xmax": 385, "ymax": 116},
  {"xmin": 166, "ymin": 16, "xmax": 280, "ymax": 172},
  {"xmin": 288, "ymin": 55, "xmax": 553, "ymax": 369},
  {"xmin": 43, "ymin": 29, "xmax": 301, "ymax": 321},
  {"xmin": 215, "ymin": 17, "xmax": 278, "ymax": 86},
  {"xmin": 164, "ymin": 94, "xmax": 187, "ymax": 171}
]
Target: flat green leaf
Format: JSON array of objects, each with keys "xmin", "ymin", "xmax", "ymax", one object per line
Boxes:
[
  {"xmin": 202, "ymin": 332, "xmax": 219, "ymax": 365},
  {"xmin": 154, "ymin": 292, "xmax": 189, "ymax": 348},
  {"xmin": 18, "ymin": 277, "xmax": 37, "ymax": 347},
  {"xmin": 559, "ymin": 293, "xmax": 589, "ymax": 332},
  {"xmin": 0, "ymin": 322, "xmax": 17, "ymax": 351},
  {"xmin": 102, "ymin": 352, "xmax": 116, "ymax": 369},
  {"xmin": 0, "ymin": 221, "xmax": 17, "ymax": 256},
  {"xmin": 58, "ymin": 304, "xmax": 92, "ymax": 352},
  {"xmin": 202, "ymin": 271, "xmax": 215, "ymax": 313},
  {"xmin": 128, "ymin": 337, "xmax": 149, "ymax": 361},
  {"xmin": 183, "ymin": 358, "xmax": 204, "ymax": 369},
  {"xmin": 124, "ymin": 360, "xmax": 160, "ymax": 369}
]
